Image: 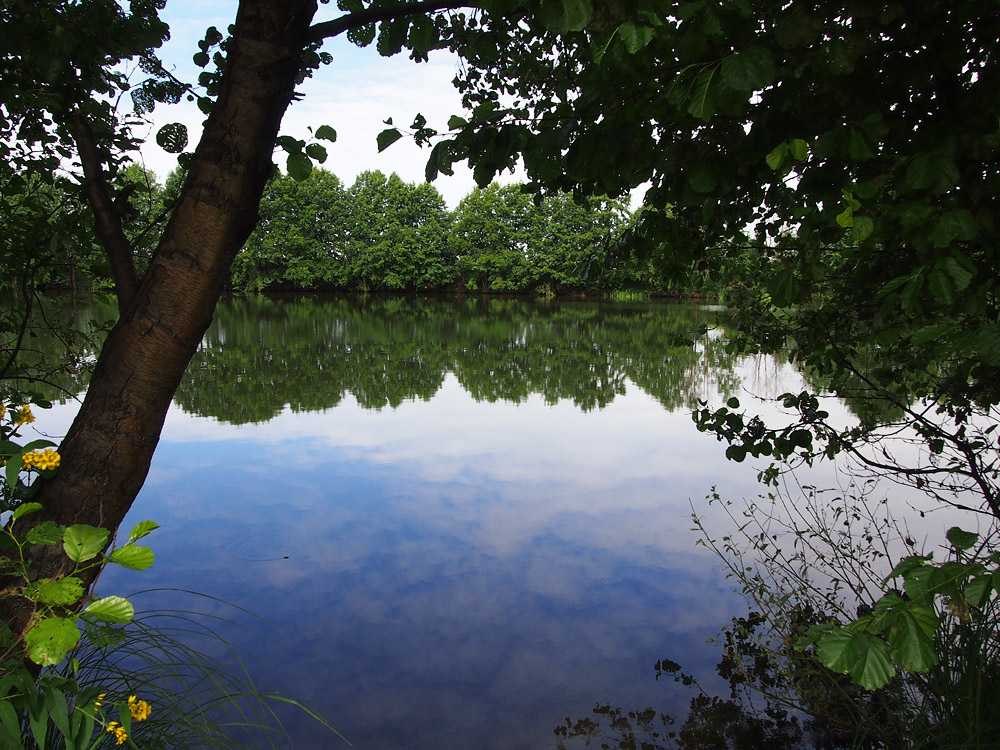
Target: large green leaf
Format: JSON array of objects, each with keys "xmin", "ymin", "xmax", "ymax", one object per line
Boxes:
[
  {"xmin": 62, "ymin": 525, "xmax": 109, "ymax": 563},
  {"xmin": 946, "ymin": 526, "xmax": 979, "ymax": 551},
  {"xmin": 720, "ymin": 47, "xmax": 775, "ymax": 91},
  {"xmin": 25, "ymin": 617, "xmax": 80, "ymax": 666},
  {"xmin": 156, "ymin": 122, "xmax": 188, "ymax": 153},
  {"xmin": 817, "ymin": 629, "xmax": 895, "ymax": 689},
  {"xmin": 314, "ymin": 124, "xmax": 337, "ymax": 142},
  {"xmin": 108, "ymin": 544, "xmax": 154, "ymax": 570},
  {"xmin": 128, "ymin": 520, "xmax": 159, "ymax": 544},
  {"xmin": 885, "ymin": 605, "xmax": 939, "ymax": 672},
  {"xmin": 0, "ymin": 699, "xmax": 24, "ymax": 750},
  {"xmin": 377, "ymin": 127, "xmax": 403, "ymax": 153},
  {"xmin": 26, "ymin": 520, "xmax": 63, "ymax": 545},
  {"xmin": 11, "ymin": 501, "xmax": 42, "ymax": 522},
  {"xmin": 82, "ymin": 595, "xmax": 134, "ymax": 624},
  {"xmin": 29, "ymin": 576, "xmax": 84, "ymax": 606},
  {"xmin": 538, "ymin": 0, "xmax": 593, "ymax": 33},
  {"xmin": 286, "ymin": 151, "xmax": 312, "ymax": 181},
  {"xmin": 687, "ymin": 65, "xmax": 719, "ymax": 121}
]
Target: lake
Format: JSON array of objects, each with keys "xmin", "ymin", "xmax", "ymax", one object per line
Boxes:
[{"xmin": 38, "ymin": 296, "xmax": 856, "ymax": 748}]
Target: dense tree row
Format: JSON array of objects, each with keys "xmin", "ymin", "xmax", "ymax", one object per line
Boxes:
[{"xmin": 232, "ymin": 169, "xmax": 638, "ymax": 294}]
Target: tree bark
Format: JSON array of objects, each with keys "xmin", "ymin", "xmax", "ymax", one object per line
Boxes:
[{"xmin": 12, "ymin": 0, "xmax": 320, "ymax": 606}]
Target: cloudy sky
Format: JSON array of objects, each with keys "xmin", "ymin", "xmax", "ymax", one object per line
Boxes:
[{"xmin": 134, "ymin": 1, "xmax": 502, "ymax": 207}]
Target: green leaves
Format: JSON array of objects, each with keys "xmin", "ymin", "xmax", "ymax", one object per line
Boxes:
[
  {"xmin": 82, "ymin": 595, "xmax": 134, "ymax": 624},
  {"xmin": 62, "ymin": 524, "xmax": 110, "ymax": 563},
  {"xmin": 128, "ymin": 519, "xmax": 159, "ymax": 543},
  {"xmin": 314, "ymin": 124, "xmax": 337, "ymax": 142},
  {"xmin": 946, "ymin": 526, "xmax": 979, "ymax": 551},
  {"xmin": 687, "ymin": 65, "xmax": 719, "ymax": 121},
  {"xmin": 803, "ymin": 531, "xmax": 1000, "ymax": 691},
  {"xmin": 286, "ymin": 151, "xmax": 313, "ymax": 181},
  {"xmin": 25, "ymin": 617, "xmax": 80, "ymax": 667},
  {"xmin": 377, "ymin": 127, "xmax": 403, "ymax": 153},
  {"xmin": 538, "ymin": 0, "xmax": 593, "ymax": 33},
  {"xmin": 108, "ymin": 544, "xmax": 155, "ymax": 570},
  {"xmin": 720, "ymin": 47, "xmax": 775, "ymax": 91},
  {"xmin": 27, "ymin": 577, "xmax": 84, "ymax": 606},
  {"xmin": 815, "ymin": 629, "xmax": 895, "ymax": 690},
  {"xmin": 156, "ymin": 122, "xmax": 188, "ymax": 154}
]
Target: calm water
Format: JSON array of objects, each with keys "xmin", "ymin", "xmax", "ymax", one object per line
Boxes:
[{"xmin": 41, "ymin": 296, "xmax": 828, "ymax": 748}]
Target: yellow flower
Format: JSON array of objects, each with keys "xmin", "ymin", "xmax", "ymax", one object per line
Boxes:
[
  {"xmin": 128, "ymin": 694, "xmax": 152, "ymax": 721},
  {"xmin": 106, "ymin": 720, "xmax": 127, "ymax": 744},
  {"xmin": 21, "ymin": 448, "xmax": 60, "ymax": 471},
  {"xmin": 13, "ymin": 405, "xmax": 34, "ymax": 426},
  {"xmin": 94, "ymin": 693, "xmax": 106, "ymax": 708}
]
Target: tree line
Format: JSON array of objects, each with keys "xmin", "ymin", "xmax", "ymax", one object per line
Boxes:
[{"xmin": 21, "ymin": 163, "xmax": 725, "ymax": 297}]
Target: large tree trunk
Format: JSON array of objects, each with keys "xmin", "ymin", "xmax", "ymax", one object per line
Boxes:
[{"xmin": 11, "ymin": 0, "xmax": 319, "ymax": 609}]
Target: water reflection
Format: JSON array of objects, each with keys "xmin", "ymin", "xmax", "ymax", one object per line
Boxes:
[
  {"xmin": 68, "ymin": 297, "xmax": 811, "ymax": 748},
  {"xmin": 174, "ymin": 296, "xmax": 745, "ymax": 422}
]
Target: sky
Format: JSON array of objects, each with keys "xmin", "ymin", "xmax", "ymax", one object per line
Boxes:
[{"xmin": 133, "ymin": 1, "xmax": 507, "ymax": 207}]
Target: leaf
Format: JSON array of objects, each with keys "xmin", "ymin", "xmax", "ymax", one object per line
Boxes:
[
  {"xmin": 964, "ymin": 574, "xmax": 993, "ymax": 608},
  {"xmin": 11, "ymin": 501, "xmax": 42, "ymax": 522},
  {"xmin": 937, "ymin": 256, "xmax": 974, "ymax": 291},
  {"xmin": 616, "ymin": 22, "xmax": 655, "ymax": 54},
  {"xmin": 377, "ymin": 127, "xmax": 403, "ymax": 153},
  {"xmin": 927, "ymin": 269, "xmax": 955, "ymax": 304},
  {"xmin": 286, "ymin": 151, "xmax": 312, "ymax": 181},
  {"xmin": 688, "ymin": 163, "xmax": 717, "ymax": 193},
  {"xmin": 314, "ymin": 124, "xmax": 337, "ymax": 142},
  {"xmin": 30, "ymin": 576, "xmax": 84, "ymax": 606},
  {"xmin": 852, "ymin": 215, "xmax": 874, "ymax": 242},
  {"xmin": 0, "ymin": 700, "xmax": 24, "ymax": 750},
  {"xmin": 720, "ymin": 47, "xmax": 775, "ymax": 91},
  {"xmin": 107, "ymin": 544, "xmax": 154, "ymax": 571},
  {"xmin": 4, "ymin": 452, "xmax": 21, "ymax": 490},
  {"xmin": 82, "ymin": 595, "xmax": 134, "ymax": 624},
  {"xmin": 687, "ymin": 65, "xmax": 719, "ymax": 121},
  {"xmin": 26, "ymin": 520, "xmax": 63, "ymax": 545},
  {"xmin": 817, "ymin": 629, "xmax": 896, "ymax": 689},
  {"xmin": 788, "ymin": 138, "xmax": 809, "ymax": 160},
  {"xmin": 836, "ymin": 207, "xmax": 853, "ymax": 228},
  {"xmin": 885, "ymin": 606, "xmax": 939, "ymax": 672},
  {"xmin": 275, "ymin": 135, "xmax": 302, "ymax": 152},
  {"xmin": 62, "ymin": 524, "xmax": 110, "ymax": 564},
  {"xmin": 765, "ymin": 143, "xmax": 787, "ymax": 171},
  {"xmin": 539, "ymin": 0, "xmax": 593, "ymax": 33},
  {"xmin": 906, "ymin": 153, "xmax": 960, "ymax": 193},
  {"xmin": 974, "ymin": 324, "xmax": 1000, "ymax": 366},
  {"xmin": 155, "ymin": 123, "xmax": 188, "ymax": 154},
  {"xmin": 447, "ymin": 115, "xmax": 468, "ymax": 130},
  {"xmin": 946, "ymin": 527, "xmax": 979, "ymax": 551},
  {"xmin": 305, "ymin": 142, "xmax": 327, "ymax": 163},
  {"xmin": 25, "ymin": 617, "xmax": 80, "ymax": 666},
  {"xmin": 128, "ymin": 520, "xmax": 159, "ymax": 544}
]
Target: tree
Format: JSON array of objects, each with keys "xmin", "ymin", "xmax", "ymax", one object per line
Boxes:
[
  {"xmin": 453, "ymin": 183, "xmax": 541, "ymax": 291},
  {"xmin": 3, "ymin": 0, "xmax": 618, "ymax": 644},
  {"xmin": 452, "ymin": 183, "xmax": 628, "ymax": 292},
  {"xmin": 343, "ymin": 170, "xmax": 455, "ymax": 290},
  {"xmin": 233, "ymin": 168, "xmax": 352, "ymax": 290},
  {"xmin": 0, "ymin": 0, "xmax": 502, "ymax": 642}
]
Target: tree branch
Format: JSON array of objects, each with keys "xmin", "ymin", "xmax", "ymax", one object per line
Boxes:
[
  {"xmin": 71, "ymin": 113, "xmax": 139, "ymax": 307},
  {"xmin": 307, "ymin": 0, "xmax": 474, "ymax": 44}
]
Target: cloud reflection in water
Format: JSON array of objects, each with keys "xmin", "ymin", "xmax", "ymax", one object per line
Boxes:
[{"xmin": 102, "ymin": 375, "xmax": 766, "ymax": 749}]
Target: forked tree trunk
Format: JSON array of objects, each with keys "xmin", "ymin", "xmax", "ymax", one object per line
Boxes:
[{"xmin": 6, "ymin": 0, "xmax": 319, "ymax": 628}]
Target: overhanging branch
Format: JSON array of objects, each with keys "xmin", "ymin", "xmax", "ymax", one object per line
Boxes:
[
  {"xmin": 71, "ymin": 113, "xmax": 139, "ymax": 307},
  {"xmin": 307, "ymin": 0, "xmax": 475, "ymax": 44}
]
